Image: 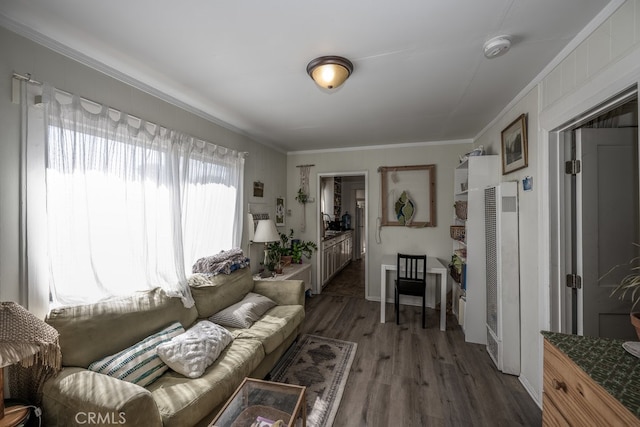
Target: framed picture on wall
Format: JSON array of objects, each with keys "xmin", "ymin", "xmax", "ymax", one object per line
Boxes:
[
  {"xmin": 253, "ymin": 181, "xmax": 264, "ymax": 197},
  {"xmin": 501, "ymin": 114, "xmax": 528, "ymax": 175},
  {"xmin": 275, "ymin": 196, "xmax": 285, "ymax": 226},
  {"xmin": 379, "ymin": 164, "xmax": 436, "ymax": 227}
]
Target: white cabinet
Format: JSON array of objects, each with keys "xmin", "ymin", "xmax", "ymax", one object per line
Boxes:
[
  {"xmin": 321, "ymin": 231, "xmax": 353, "ymax": 286},
  {"xmin": 452, "ymin": 155, "xmax": 499, "ymax": 345}
]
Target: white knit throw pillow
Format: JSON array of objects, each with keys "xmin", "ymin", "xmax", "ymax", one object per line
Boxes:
[{"xmin": 156, "ymin": 321, "xmax": 233, "ymax": 378}]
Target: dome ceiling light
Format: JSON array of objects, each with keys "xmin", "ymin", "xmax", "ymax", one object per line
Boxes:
[
  {"xmin": 483, "ymin": 36, "xmax": 512, "ymax": 59},
  {"xmin": 306, "ymin": 56, "xmax": 354, "ymax": 89}
]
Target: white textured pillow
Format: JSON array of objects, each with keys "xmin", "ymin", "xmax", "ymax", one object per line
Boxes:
[
  {"xmin": 156, "ymin": 320, "xmax": 233, "ymax": 378},
  {"xmin": 208, "ymin": 292, "xmax": 276, "ymax": 328},
  {"xmin": 87, "ymin": 322, "xmax": 184, "ymax": 387}
]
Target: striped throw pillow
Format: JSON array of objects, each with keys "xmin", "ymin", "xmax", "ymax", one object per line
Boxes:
[
  {"xmin": 208, "ymin": 292, "xmax": 276, "ymax": 329},
  {"xmin": 88, "ymin": 321, "xmax": 185, "ymax": 387}
]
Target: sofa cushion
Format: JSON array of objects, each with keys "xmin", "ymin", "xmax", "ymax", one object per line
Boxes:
[
  {"xmin": 252, "ymin": 279, "xmax": 306, "ymax": 306},
  {"xmin": 88, "ymin": 322, "xmax": 185, "ymax": 387},
  {"xmin": 157, "ymin": 321, "xmax": 233, "ymax": 378},
  {"xmin": 42, "ymin": 367, "xmax": 162, "ymax": 427},
  {"xmin": 232, "ymin": 305, "xmax": 305, "ymax": 354},
  {"xmin": 189, "ymin": 268, "xmax": 254, "ymax": 318},
  {"xmin": 46, "ymin": 288, "xmax": 198, "ymax": 368},
  {"xmin": 209, "ymin": 292, "xmax": 276, "ymax": 329},
  {"xmin": 147, "ymin": 338, "xmax": 265, "ymax": 427}
]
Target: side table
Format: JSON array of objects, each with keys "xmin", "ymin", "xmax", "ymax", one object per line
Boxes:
[{"xmin": 256, "ymin": 263, "xmax": 312, "ymax": 293}]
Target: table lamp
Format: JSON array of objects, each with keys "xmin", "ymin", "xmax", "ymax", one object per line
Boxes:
[
  {"xmin": 0, "ymin": 302, "xmax": 61, "ymax": 427},
  {"xmin": 253, "ymin": 219, "xmax": 280, "ymax": 277}
]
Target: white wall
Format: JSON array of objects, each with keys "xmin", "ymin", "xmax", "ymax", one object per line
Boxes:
[
  {"xmin": 341, "ymin": 177, "xmax": 365, "ymax": 228},
  {"xmin": 287, "ymin": 142, "xmax": 471, "ymax": 301},
  {"xmin": 474, "ymin": 89, "xmax": 540, "ymax": 403},
  {"xmin": 472, "ymin": 0, "xmax": 640, "ymax": 406},
  {"xmin": 0, "ymin": 26, "xmax": 287, "ymax": 304}
]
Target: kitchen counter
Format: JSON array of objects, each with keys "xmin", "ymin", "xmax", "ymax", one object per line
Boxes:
[
  {"xmin": 541, "ymin": 331, "xmax": 640, "ymax": 421},
  {"xmin": 321, "ymin": 230, "xmax": 353, "ymax": 286},
  {"xmin": 322, "ymin": 229, "xmax": 353, "ymax": 241}
]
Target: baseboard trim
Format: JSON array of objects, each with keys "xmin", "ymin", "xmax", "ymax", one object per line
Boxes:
[{"xmin": 519, "ymin": 375, "xmax": 542, "ymax": 409}]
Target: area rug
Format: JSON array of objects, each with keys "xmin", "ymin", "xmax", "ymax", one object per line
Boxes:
[{"xmin": 269, "ymin": 334, "xmax": 357, "ymax": 427}]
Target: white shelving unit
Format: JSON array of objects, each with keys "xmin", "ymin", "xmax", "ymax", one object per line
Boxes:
[{"xmin": 452, "ymin": 155, "xmax": 499, "ymax": 345}]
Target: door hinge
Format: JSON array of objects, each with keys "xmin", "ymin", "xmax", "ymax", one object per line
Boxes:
[
  {"xmin": 566, "ymin": 274, "xmax": 582, "ymax": 289},
  {"xmin": 565, "ymin": 160, "xmax": 581, "ymax": 175}
]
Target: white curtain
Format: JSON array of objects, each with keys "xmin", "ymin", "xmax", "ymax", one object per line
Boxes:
[{"xmin": 40, "ymin": 84, "xmax": 244, "ymax": 308}]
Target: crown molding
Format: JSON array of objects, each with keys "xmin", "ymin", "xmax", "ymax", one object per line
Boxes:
[
  {"xmin": 287, "ymin": 138, "xmax": 472, "ymax": 155},
  {"xmin": 474, "ymin": 0, "xmax": 626, "ymax": 141},
  {"xmin": 0, "ymin": 13, "xmax": 277, "ymax": 149}
]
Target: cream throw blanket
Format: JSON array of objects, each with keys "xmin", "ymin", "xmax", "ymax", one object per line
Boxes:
[{"xmin": 1, "ymin": 302, "xmax": 61, "ymax": 405}]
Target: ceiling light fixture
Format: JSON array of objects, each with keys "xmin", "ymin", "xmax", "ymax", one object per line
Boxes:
[
  {"xmin": 306, "ymin": 56, "xmax": 353, "ymax": 89},
  {"xmin": 483, "ymin": 36, "xmax": 511, "ymax": 59}
]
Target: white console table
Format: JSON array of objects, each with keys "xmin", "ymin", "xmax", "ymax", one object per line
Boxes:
[
  {"xmin": 380, "ymin": 254, "xmax": 449, "ymax": 331},
  {"xmin": 255, "ymin": 263, "xmax": 312, "ymax": 292}
]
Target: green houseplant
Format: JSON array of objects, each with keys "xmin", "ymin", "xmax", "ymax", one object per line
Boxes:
[
  {"xmin": 273, "ymin": 229, "xmax": 317, "ymax": 265},
  {"xmin": 295, "ymin": 188, "xmax": 308, "ymax": 204},
  {"xmin": 603, "ymin": 243, "xmax": 640, "ymax": 339},
  {"xmin": 290, "ymin": 239, "xmax": 318, "ymax": 264},
  {"xmin": 263, "ymin": 244, "xmax": 281, "ymax": 272},
  {"xmin": 611, "ymin": 270, "xmax": 640, "ymax": 310}
]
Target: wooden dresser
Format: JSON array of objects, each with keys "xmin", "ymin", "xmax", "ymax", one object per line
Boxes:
[{"xmin": 542, "ymin": 332, "xmax": 640, "ymax": 426}]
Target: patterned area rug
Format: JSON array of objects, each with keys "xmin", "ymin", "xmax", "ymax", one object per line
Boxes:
[{"xmin": 270, "ymin": 334, "xmax": 357, "ymax": 427}]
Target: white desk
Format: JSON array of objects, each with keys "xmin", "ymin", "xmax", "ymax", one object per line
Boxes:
[{"xmin": 380, "ymin": 254, "xmax": 449, "ymax": 331}]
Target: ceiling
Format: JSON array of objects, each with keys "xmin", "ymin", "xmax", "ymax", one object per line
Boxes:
[{"xmin": 0, "ymin": 1, "xmax": 615, "ymax": 152}]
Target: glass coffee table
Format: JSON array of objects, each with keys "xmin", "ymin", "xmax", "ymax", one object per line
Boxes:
[{"xmin": 210, "ymin": 378, "xmax": 306, "ymax": 427}]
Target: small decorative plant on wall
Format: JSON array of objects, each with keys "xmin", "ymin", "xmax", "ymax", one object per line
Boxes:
[
  {"xmin": 296, "ymin": 164, "xmax": 314, "ymax": 232},
  {"xmin": 295, "ymin": 188, "xmax": 308, "ymax": 204}
]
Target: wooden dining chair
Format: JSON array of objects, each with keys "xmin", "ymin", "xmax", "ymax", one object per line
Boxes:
[{"xmin": 395, "ymin": 253, "xmax": 427, "ymax": 328}]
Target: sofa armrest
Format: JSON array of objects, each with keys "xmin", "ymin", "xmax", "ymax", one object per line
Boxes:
[
  {"xmin": 42, "ymin": 367, "xmax": 162, "ymax": 427},
  {"xmin": 253, "ymin": 279, "xmax": 305, "ymax": 306}
]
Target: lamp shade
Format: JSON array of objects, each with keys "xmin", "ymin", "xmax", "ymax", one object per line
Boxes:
[
  {"xmin": 307, "ymin": 56, "xmax": 353, "ymax": 89},
  {"xmin": 253, "ymin": 219, "xmax": 280, "ymax": 243},
  {"xmin": 0, "ymin": 302, "xmax": 61, "ymax": 369}
]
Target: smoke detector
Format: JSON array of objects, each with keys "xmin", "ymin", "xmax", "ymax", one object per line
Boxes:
[{"xmin": 483, "ymin": 36, "xmax": 511, "ymax": 59}]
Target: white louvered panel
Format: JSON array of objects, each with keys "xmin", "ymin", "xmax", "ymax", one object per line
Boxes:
[
  {"xmin": 484, "ymin": 182, "xmax": 520, "ymax": 376},
  {"xmin": 485, "ymin": 187, "xmax": 498, "ymax": 335}
]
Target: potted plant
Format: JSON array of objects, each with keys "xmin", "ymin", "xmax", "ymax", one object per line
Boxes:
[
  {"xmin": 263, "ymin": 246, "xmax": 281, "ymax": 273},
  {"xmin": 277, "ymin": 229, "xmax": 294, "ymax": 267},
  {"xmin": 272, "ymin": 228, "xmax": 318, "ymax": 265},
  {"xmin": 290, "ymin": 239, "xmax": 318, "ymax": 264},
  {"xmin": 604, "ymin": 243, "xmax": 640, "ymax": 339},
  {"xmin": 295, "ymin": 188, "xmax": 308, "ymax": 204}
]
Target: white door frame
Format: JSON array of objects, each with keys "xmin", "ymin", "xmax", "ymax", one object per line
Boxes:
[
  {"xmin": 315, "ymin": 170, "xmax": 369, "ymax": 296},
  {"xmin": 542, "ymin": 72, "xmax": 640, "ymax": 337}
]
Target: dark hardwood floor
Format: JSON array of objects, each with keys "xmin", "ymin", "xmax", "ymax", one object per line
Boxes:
[
  {"xmin": 321, "ymin": 258, "xmax": 366, "ymax": 298},
  {"xmin": 303, "ymin": 260, "xmax": 541, "ymax": 426}
]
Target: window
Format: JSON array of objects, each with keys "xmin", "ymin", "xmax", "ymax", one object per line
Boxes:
[{"xmin": 37, "ymin": 86, "xmax": 245, "ymax": 308}]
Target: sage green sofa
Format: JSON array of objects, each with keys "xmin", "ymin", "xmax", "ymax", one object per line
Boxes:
[{"xmin": 41, "ymin": 268, "xmax": 305, "ymax": 427}]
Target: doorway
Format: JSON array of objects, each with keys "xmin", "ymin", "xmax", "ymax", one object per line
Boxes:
[
  {"xmin": 316, "ymin": 172, "xmax": 368, "ymax": 298},
  {"xmin": 556, "ymin": 92, "xmax": 639, "ymax": 339}
]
